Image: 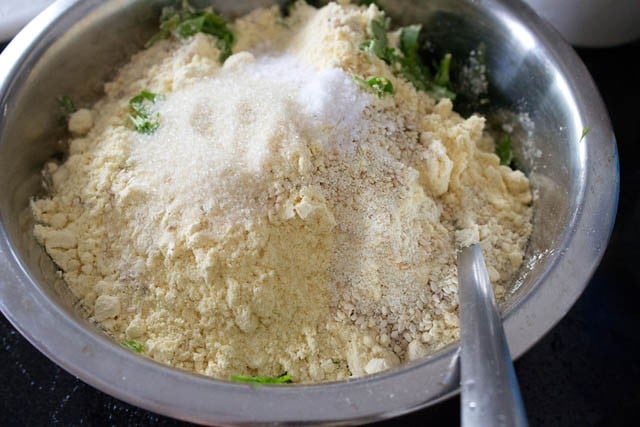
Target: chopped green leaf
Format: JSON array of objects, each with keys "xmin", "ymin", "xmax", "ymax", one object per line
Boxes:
[
  {"xmin": 399, "ymin": 25, "xmax": 422, "ymax": 64},
  {"xmin": 130, "ymin": 115, "xmax": 160, "ymax": 134},
  {"xmin": 360, "ymin": 16, "xmax": 397, "ymax": 64},
  {"xmin": 58, "ymin": 95, "xmax": 76, "ymax": 118},
  {"xmin": 146, "ymin": 1, "xmax": 234, "ymax": 62},
  {"xmin": 434, "ymin": 53, "xmax": 452, "ymax": 87},
  {"xmin": 398, "ymin": 25, "xmax": 430, "ymax": 91},
  {"xmin": 129, "ymin": 90, "xmax": 161, "ymax": 134},
  {"xmin": 354, "ymin": 75, "xmax": 394, "ymax": 98},
  {"xmin": 144, "ymin": 6, "xmax": 182, "ymax": 48},
  {"xmin": 397, "ymin": 25, "xmax": 455, "ymax": 100},
  {"xmin": 230, "ymin": 372, "xmax": 293, "ymax": 384},
  {"xmin": 366, "ymin": 76, "xmax": 394, "ymax": 97},
  {"xmin": 580, "ymin": 125, "xmax": 590, "ymax": 142},
  {"xmin": 496, "ymin": 133, "xmax": 513, "ymax": 166},
  {"xmin": 129, "ymin": 90, "xmax": 159, "ymax": 113},
  {"xmin": 121, "ymin": 340, "xmax": 143, "ymax": 352}
]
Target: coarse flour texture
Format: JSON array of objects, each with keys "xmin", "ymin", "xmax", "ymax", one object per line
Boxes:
[{"xmin": 32, "ymin": 2, "xmax": 532, "ymax": 382}]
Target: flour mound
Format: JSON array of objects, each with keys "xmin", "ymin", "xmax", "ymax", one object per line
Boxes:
[{"xmin": 32, "ymin": 2, "xmax": 532, "ymax": 382}]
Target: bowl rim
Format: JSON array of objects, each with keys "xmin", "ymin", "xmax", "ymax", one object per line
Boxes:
[{"xmin": 0, "ymin": 0, "xmax": 619, "ymax": 424}]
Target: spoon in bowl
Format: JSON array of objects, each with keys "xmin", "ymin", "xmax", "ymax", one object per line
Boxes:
[{"xmin": 457, "ymin": 243, "xmax": 528, "ymax": 427}]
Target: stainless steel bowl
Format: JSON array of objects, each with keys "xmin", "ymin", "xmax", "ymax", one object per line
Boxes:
[{"xmin": 0, "ymin": 0, "xmax": 618, "ymax": 424}]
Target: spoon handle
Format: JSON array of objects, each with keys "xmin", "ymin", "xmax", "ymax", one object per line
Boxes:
[{"xmin": 458, "ymin": 244, "xmax": 528, "ymax": 427}]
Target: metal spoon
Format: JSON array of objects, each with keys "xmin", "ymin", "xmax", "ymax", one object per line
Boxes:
[{"xmin": 457, "ymin": 243, "xmax": 528, "ymax": 427}]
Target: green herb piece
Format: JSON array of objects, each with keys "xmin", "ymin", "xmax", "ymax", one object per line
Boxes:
[
  {"xmin": 398, "ymin": 25, "xmax": 430, "ymax": 91},
  {"xmin": 230, "ymin": 372, "xmax": 293, "ymax": 384},
  {"xmin": 430, "ymin": 53, "xmax": 456, "ymax": 100},
  {"xmin": 177, "ymin": 12, "xmax": 233, "ymax": 61},
  {"xmin": 496, "ymin": 133, "xmax": 513, "ymax": 166},
  {"xmin": 397, "ymin": 25, "xmax": 455, "ymax": 100},
  {"xmin": 580, "ymin": 125, "xmax": 590, "ymax": 142},
  {"xmin": 146, "ymin": 1, "xmax": 234, "ymax": 62},
  {"xmin": 366, "ymin": 76, "xmax": 394, "ymax": 97},
  {"xmin": 144, "ymin": 6, "xmax": 181, "ymax": 48},
  {"xmin": 130, "ymin": 90, "xmax": 159, "ymax": 112},
  {"xmin": 58, "ymin": 95, "xmax": 76, "ymax": 117},
  {"xmin": 121, "ymin": 340, "xmax": 143, "ymax": 352},
  {"xmin": 129, "ymin": 90, "xmax": 161, "ymax": 134},
  {"xmin": 434, "ymin": 53, "xmax": 452, "ymax": 87},
  {"xmin": 360, "ymin": 17, "xmax": 397, "ymax": 64},
  {"xmin": 354, "ymin": 75, "xmax": 394, "ymax": 98}
]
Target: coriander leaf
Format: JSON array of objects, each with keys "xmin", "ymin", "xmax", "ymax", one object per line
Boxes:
[
  {"xmin": 129, "ymin": 90, "xmax": 161, "ymax": 134},
  {"xmin": 367, "ymin": 76, "xmax": 394, "ymax": 97},
  {"xmin": 146, "ymin": 1, "xmax": 234, "ymax": 62},
  {"xmin": 496, "ymin": 133, "xmax": 513, "ymax": 166},
  {"xmin": 129, "ymin": 90, "xmax": 159, "ymax": 114},
  {"xmin": 58, "ymin": 95, "xmax": 76, "ymax": 118},
  {"xmin": 144, "ymin": 6, "xmax": 181, "ymax": 48},
  {"xmin": 434, "ymin": 53, "xmax": 452, "ymax": 87},
  {"xmin": 398, "ymin": 25, "xmax": 431, "ymax": 92},
  {"xmin": 129, "ymin": 114, "xmax": 160, "ymax": 134},
  {"xmin": 580, "ymin": 125, "xmax": 590, "ymax": 142},
  {"xmin": 399, "ymin": 25, "xmax": 421, "ymax": 63},
  {"xmin": 370, "ymin": 16, "xmax": 388, "ymax": 44},
  {"xmin": 230, "ymin": 372, "xmax": 293, "ymax": 384},
  {"xmin": 177, "ymin": 11, "xmax": 234, "ymax": 61},
  {"xmin": 175, "ymin": 15, "xmax": 208, "ymax": 38},
  {"xmin": 354, "ymin": 75, "xmax": 394, "ymax": 98},
  {"xmin": 360, "ymin": 16, "xmax": 397, "ymax": 64},
  {"xmin": 397, "ymin": 25, "xmax": 455, "ymax": 100},
  {"xmin": 121, "ymin": 340, "xmax": 143, "ymax": 352}
]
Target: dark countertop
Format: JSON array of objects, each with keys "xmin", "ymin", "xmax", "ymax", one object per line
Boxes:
[{"xmin": 1, "ymin": 39, "xmax": 639, "ymax": 427}]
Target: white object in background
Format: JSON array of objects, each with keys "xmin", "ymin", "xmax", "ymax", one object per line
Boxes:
[
  {"xmin": 523, "ymin": 0, "xmax": 640, "ymax": 47},
  {"xmin": 0, "ymin": 0, "xmax": 55, "ymax": 41}
]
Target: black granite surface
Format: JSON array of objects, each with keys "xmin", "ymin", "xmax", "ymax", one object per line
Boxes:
[{"xmin": 1, "ymin": 38, "xmax": 639, "ymax": 426}]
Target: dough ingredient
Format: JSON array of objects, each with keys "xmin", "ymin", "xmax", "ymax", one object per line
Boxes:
[{"xmin": 32, "ymin": 1, "xmax": 532, "ymax": 382}]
